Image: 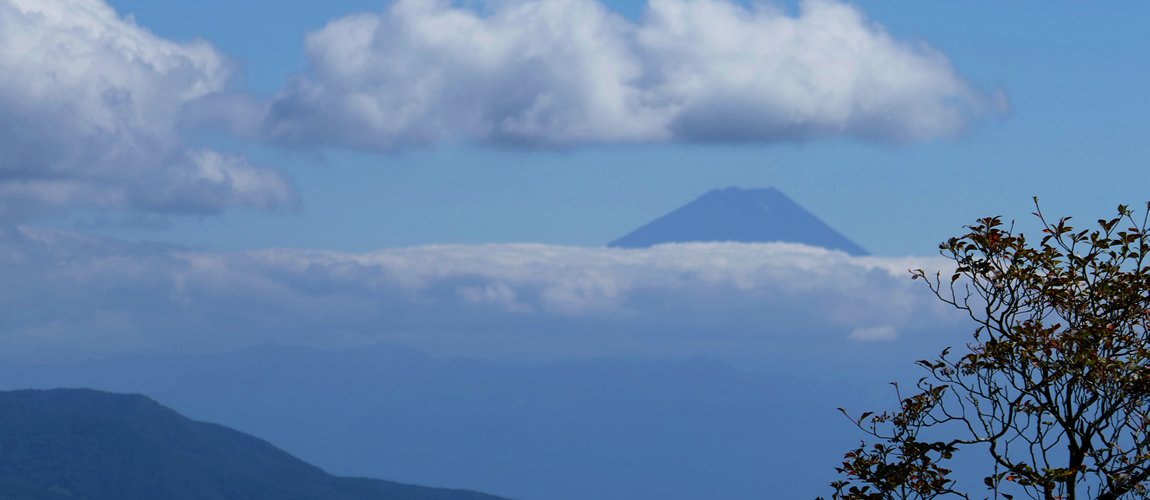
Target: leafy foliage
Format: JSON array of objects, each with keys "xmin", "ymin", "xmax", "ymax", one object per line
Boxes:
[{"xmin": 822, "ymin": 200, "xmax": 1150, "ymax": 500}]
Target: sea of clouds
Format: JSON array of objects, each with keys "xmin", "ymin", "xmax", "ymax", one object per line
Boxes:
[{"xmin": 0, "ymin": 226, "xmax": 962, "ymax": 362}]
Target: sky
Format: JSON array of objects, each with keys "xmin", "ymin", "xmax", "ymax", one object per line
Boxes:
[
  {"xmin": 4, "ymin": 2, "xmax": 1149, "ymax": 498},
  {"xmin": 7, "ymin": 0, "xmax": 1145, "ymax": 257},
  {"xmin": 2, "ymin": 0, "xmax": 1149, "ymax": 361},
  {"xmin": 16, "ymin": 0, "xmax": 1150, "ymax": 257}
]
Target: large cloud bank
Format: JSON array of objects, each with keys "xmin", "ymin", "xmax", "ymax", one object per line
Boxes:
[
  {"xmin": 0, "ymin": 0, "xmax": 1004, "ymax": 220},
  {"xmin": 0, "ymin": 0, "xmax": 296, "ymax": 219},
  {"xmin": 251, "ymin": 0, "xmax": 1006, "ymax": 149},
  {"xmin": 0, "ymin": 226, "xmax": 961, "ymax": 361}
]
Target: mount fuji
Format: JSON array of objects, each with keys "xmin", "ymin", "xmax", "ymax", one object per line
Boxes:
[{"xmin": 609, "ymin": 187, "xmax": 868, "ymax": 256}]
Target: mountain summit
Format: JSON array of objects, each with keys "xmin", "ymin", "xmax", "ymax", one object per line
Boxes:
[{"xmin": 608, "ymin": 187, "xmax": 868, "ymax": 256}]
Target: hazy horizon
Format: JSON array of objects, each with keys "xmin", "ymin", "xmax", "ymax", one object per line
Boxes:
[{"xmin": 1, "ymin": 0, "xmax": 1144, "ymax": 498}]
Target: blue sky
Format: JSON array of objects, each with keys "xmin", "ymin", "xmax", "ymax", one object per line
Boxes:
[
  {"xmin": 5, "ymin": 2, "xmax": 1147, "ymax": 498},
  {"xmin": 20, "ymin": 0, "xmax": 1149, "ymax": 258},
  {"xmin": 2, "ymin": 0, "xmax": 1149, "ymax": 362}
]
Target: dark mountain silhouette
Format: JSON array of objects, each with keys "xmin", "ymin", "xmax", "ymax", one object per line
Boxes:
[
  {"xmin": 0, "ymin": 343, "xmax": 918, "ymax": 500},
  {"xmin": 0, "ymin": 388, "xmax": 509, "ymax": 500},
  {"xmin": 609, "ymin": 187, "xmax": 868, "ymax": 256}
]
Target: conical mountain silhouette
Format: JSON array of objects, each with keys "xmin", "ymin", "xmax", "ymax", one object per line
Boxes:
[{"xmin": 609, "ymin": 187, "xmax": 868, "ymax": 256}]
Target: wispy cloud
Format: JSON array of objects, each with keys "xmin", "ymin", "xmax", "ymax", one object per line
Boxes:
[
  {"xmin": 237, "ymin": 0, "xmax": 1006, "ymax": 150},
  {"xmin": 849, "ymin": 325, "xmax": 898, "ymax": 342},
  {"xmin": 0, "ymin": 226, "xmax": 960, "ymax": 361},
  {"xmin": 0, "ymin": 0, "xmax": 297, "ymax": 219}
]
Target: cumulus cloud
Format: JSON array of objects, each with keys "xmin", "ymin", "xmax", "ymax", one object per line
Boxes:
[
  {"xmin": 0, "ymin": 0, "xmax": 296, "ymax": 219},
  {"xmin": 248, "ymin": 0, "xmax": 1006, "ymax": 150},
  {"xmin": 0, "ymin": 0, "xmax": 1007, "ymax": 217},
  {"xmin": 0, "ymin": 226, "xmax": 963, "ymax": 361}
]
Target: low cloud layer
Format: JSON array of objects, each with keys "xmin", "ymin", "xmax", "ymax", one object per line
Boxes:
[
  {"xmin": 0, "ymin": 226, "xmax": 961, "ymax": 361},
  {"xmin": 0, "ymin": 0, "xmax": 296, "ymax": 219},
  {"xmin": 248, "ymin": 0, "xmax": 1005, "ymax": 150}
]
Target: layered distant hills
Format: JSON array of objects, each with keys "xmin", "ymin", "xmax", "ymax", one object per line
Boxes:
[
  {"xmin": 609, "ymin": 187, "xmax": 868, "ymax": 256},
  {"xmin": 0, "ymin": 344, "xmax": 892, "ymax": 500},
  {"xmin": 0, "ymin": 389, "xmax": 508, "ymax": 500}
]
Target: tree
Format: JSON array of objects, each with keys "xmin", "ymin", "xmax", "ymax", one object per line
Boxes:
[{"xmin": 820, "ymin": 200, "xmax": 1150, "ymax": 500}]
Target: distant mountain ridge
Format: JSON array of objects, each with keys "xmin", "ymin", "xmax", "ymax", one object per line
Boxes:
[
  {"xmin": 0, "ymin": 389, "xmax": 509, "ymax": 500},
  {"xmin": 609, "ymin": 187, "xmax": 868, "ymax": 256}
]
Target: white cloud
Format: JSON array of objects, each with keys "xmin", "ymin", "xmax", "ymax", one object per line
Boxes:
[
  {"xmin": 0, "ymin": 0, "xmax": 1006, "ymax": 216},
  {"xmin": 0, "ymin": 0, "xmax": 296, "ymax": 219},
  {"xmin": 0, "ymin": 227, "xmax": 963, "ymax": 361},
  {"xmin": 849, "ymin": 325, "xmax": 897, "ymax": 341},
  {"xmin": 253, "ymin": 0, "xmax": 1006, "ymax": 150}
]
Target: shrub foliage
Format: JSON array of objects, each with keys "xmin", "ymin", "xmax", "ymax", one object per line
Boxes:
[{"xmin": 822, "ymin": 201, "xmax": 1150, "ymax": 500}]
